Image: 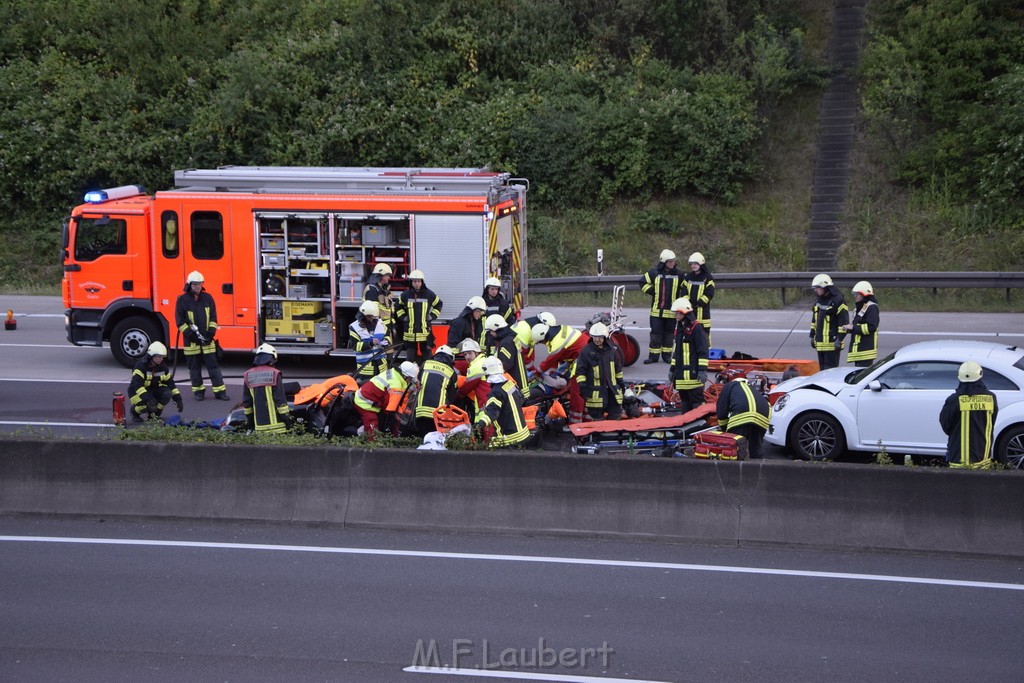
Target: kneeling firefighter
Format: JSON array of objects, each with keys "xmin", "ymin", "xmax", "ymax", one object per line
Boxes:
[
  {"xmin": 242, "ymin": 343, "xmax": 293, "ymax": 433},
  {"xmin": 473, "ymin": 357, "xmax": 531, "ymax": 449},
  {"xmin": 127, "ymin": 341, "xmax": 183, "ymax": 422}
]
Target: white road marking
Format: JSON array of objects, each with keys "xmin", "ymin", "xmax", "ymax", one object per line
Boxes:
[
  {"xmin": 403, "ymin": 666, "xmax": 670, "ymax": 682},
  {"xmin": 0, "ymin": 536, "xmax": 1021, "ymax": 592},
  {"xmin": 0, "ymin": 343, "xmax": 103, "ymax": 349},
  {"xmin": 0, "ymin": 421, "xmax": 116, "ymax": 428},
  {"xmin": 621, "ymin": 326, "xmax": 1024, "ymax": 337},
  {"xmin": 1, "ymin": 378, "xmax": 125, "ymax": 384}
]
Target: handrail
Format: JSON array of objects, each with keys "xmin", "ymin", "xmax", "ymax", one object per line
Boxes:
[{"xmin": 528, "ymin": 272, "xmax": 1024, "ymax": 304}]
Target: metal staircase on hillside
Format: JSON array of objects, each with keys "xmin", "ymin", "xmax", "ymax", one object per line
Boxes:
[{"xmin": 806, "ymin": 0, "xmax": 868, "ymax": 272}]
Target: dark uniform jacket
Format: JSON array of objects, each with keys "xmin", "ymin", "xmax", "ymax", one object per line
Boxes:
[
  {"xmin": 475, "ymin": 379, "xmax": 530, "ymax": 448},
  {"xmin": 716, "ymin": 378, "xmax": 770, "ymax": 431},
  {"xmin": 446, "ymin": 306, "xmax": 483, "ymax": 350},
  {"xmin": 640, "ymin": 263, "xmax": 683, "ymax": 318},
  {"xmin": 846, "ymin": 296, "xmax": 880, "ymax": 363},
  {"xmin": 415, "ymin": 357, "xmax": 458, "ymax": 419},
  {"xmin": 482, "ymin": 288, "xmax": 514, "ymax": 323},
  {"xmin": 683, "ymin": 266, "xmax": 715, "ymax": 329},
  {"xmin": 811, "ymin": 286, "xmax": 850, "ymax": 352},
  {"xmin": 175, "ymin": 286, "xmax": 220, "ymax": 355},
  {"xmin": 128, "ymin": 358, "xmax": 181, "ymax": 411},
  {"xmin": 486, "ymin": 326, "xmax": 529, "ymax": 390},
  {"xmin": 940, "ymin": 379, "xmax": 998, "ymax": 468},
  {"xmin": 363, "ymin": 275, "xmax": 393, "ymax": 324},
  {"xmin": 670, "ymin": 316, "xmax": 709, "ymax": 390},
  {"xmin": 242, "ymin": 364, "xmax": 291, "ymax": 433},
  {"xmin": 574, "ymin": 340, "xmax": 624, "ymax": 409},
  {"xmin": 396, "ymin": 284, "xmax": 442, "ymax": 343}
]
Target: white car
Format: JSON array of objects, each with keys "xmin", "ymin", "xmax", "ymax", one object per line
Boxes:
[{"xmin": 765, "ymin": 340, "xmax": 1024, "ymax": 466}]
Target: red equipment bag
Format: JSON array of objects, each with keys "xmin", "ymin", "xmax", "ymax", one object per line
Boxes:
[{"xmin": 693, "ymin": 429, "xmax": 749, "ymax": 461}]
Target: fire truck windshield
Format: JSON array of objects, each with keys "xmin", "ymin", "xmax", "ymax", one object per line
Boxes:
[{"xmin": 73, "ymin": 216, "xmax": 127, "ymax": 262}]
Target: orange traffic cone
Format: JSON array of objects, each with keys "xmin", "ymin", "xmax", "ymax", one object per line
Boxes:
[{"xmin": 4, "ymin": 309, "xmax": 15, "ymax": 330}]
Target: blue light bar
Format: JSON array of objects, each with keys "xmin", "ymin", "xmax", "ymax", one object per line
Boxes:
[{"xmin": 83, "ymin": 185, "xmax": 146, "ymax": 203}]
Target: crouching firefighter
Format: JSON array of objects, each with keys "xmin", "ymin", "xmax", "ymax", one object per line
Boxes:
[
  {"xmin": 127, "ymin": 342, "xmax": 183, "ymax": 422},
  {"xmin": 716, "ymin": 377, "xmax": 770, "ymax": 459},
  {"xmin": 353, "ymin": 362, "xmax": 421, "ymax": 439},
  {"xmin": 242, "ymin": 343, "xmax": 293, "ymax": 433},
  {"xmin": 473, "ymin": 357, "xmax": 531, "ymax": 449}
]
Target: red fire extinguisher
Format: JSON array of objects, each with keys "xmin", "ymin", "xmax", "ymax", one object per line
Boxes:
[{"xmin": 112, "ymin": 391, "xmax": 126, "ymax": 426}]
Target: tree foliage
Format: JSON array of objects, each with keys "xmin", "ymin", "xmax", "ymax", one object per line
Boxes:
[{"xmin": 0, "ymin": 0, "xmax": 817, "ymax": 286}]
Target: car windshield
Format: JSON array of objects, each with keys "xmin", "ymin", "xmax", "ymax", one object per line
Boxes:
[{"xmin": 846, "ymin": 351, "xmax": 896, "ymax": 384}]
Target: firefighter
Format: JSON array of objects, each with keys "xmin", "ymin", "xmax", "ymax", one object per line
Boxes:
[
  {"xmin": 457, "ymin": 342, "xmax": 491, "ymax": 417},
  {"xmin": 669, "ymin": 297, "xmax": 709, "ymax": 412},
  {"xmin": 510, "ymin": 311, "xmax": 555, "ymax": 372},
  {"xmin": 353, "ymin": 361, "xmax": 421, "ymax": 439},
  {"xmin": 127, "ymin": 342, "xmax": 183, "ymax": 422},
  {"xmin": 534, "ymin": 321, "xmax": 589, "ymax": 426},
  {"xmin": 716, "ymin": 377, "xmax": 770, "ymax": 459},
  {"xmin": 483, "ymin": 314, "xmax": 529, "ymax": 391},
  {"xmin": 349, "ymin": 300, "xmax": 391, "ymax": 384},
  {"xmin": 395, "ymin": 269, "xmax": 443, "ymax": 366},
  {"xmin": 363, "ymin": 263, "xmax": 395, "ymax": 331},
  {"xmin": 842, "ymin": 280, "xmax": 880, "ymax": 367},
  {"xmin": 574, "ymin": 323, "xmax": 625, "ymax": 421},
  {"xmin": 242, "ymin": 343, "xmax": 293, "ymax": 433},
  {"xmin": 175, "ymin": 270, "xmax": 229, "ymax": 401},
  {"xmin": 640, "ymin": 249, "xmax": 683, "ymax": 364},
  {"xmin": 414, "ymin": 345, "xmax": 459, "ymax": 436},
  {"xmin": 810, "ymin": 273, "xmax": 849, "ymax": 371},
  {"xmin": 683, "ymin": 252, "xmax": 715, "ymax": 344},
  {"xmin": 473, "ymin": 357, "xmax": 531, "ymax": 449},
  {"xmin": 940, "ymin": 361, "xmax": 999, "ymax": 469},
  {"xmin": 446, "ymin": 296, "xmax": 486, "ymax": 351},
  {"xmin": 482, "ymin": 276, "xmax": 515, "ymax": 323}
]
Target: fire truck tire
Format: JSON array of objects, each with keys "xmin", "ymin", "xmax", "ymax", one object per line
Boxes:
[{"xmin": 111, "ymin": 317, "xmax": 161, "ymax": 368}]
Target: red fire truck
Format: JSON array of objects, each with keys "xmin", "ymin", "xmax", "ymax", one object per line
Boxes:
[{"xmin": 62, "ymin": 166, "xmax": 528, "ymax": 366}]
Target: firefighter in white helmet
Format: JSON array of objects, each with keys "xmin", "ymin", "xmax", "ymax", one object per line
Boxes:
[
  {"xmin": 669, "ymin": 297, "xmax": 709, "ymax": 412},
  {"xmin": 353, "ymin": 361, "xmax": 421, "ymax": 439},
  {"xmin": 413, "ymin": 344, "xmax": 459, "ymax": 436},
  {"xmin": 446, "ymin": 296, "xmax": 487, "ymax": 353},
  {"xmin": 473, "ymin": 357, "xmax": 531, "ymax": 449},
  {"xmin": 127, "ymin": 341, "xmax": 183, "ymax": 422},
  {"xmin": 456, "ymin": 340, "xmax": 490, "ymax": 417},
  {"xmin": 349, "ymin": 300, "xmax": 391, "ymax": 383},
  {"xmin": 940, "ymin": 361, "xmax": 998, "ymax": 469},
  {"xmin": 242, "ymin": 343, "xmax": 293, "ymax": 433},
  {"xmin": 483, "ymin": 313, "xmax": 529, "ymax": 391},
  {"xmin": 482, "ymin": 276, "xmax": 515, "ymax": 323},
  {"xmin": 574, "ymin": 322, "xmax": 625, "ymax": 420},
  {"xmin": 364, "ymin": 263, "xmax": 395, "ymax": 331},
  {"xmin": 395, "ymin": 269, "xmax": 443, "ymax": 365},
  {"xmin": 683, "ymin": 252, "xmax": 715, "ymax": 344},
  {"xmin": 534, "ymin": 319, "xmax": 590, "ymax": 426},
  {"xmin": 841, "ymin": 281, "xmax": 880, "ymax": 367},
  {"xmin": 640, "ymin": 249, "xmax": 683, "ymax": 364},
  {"xmin": 810, "ymin": 273, "xmax": 849, "ymax": 370},
  {"xmin": 175, "ymin": 270, "xmax": 228, "ymax": 400},
  {"xmin": 510, "ymin": 311, "xmax": 556, "ymax": 371}
]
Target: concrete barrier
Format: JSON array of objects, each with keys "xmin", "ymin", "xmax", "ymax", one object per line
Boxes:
[{"xmin": 1, "ymin": 438, "xmax": 1022, "ymax": 558}]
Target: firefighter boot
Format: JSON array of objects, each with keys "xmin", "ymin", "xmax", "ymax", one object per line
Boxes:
[
  {"xmin": 214, "ymin": 391, "xmax": 230, "ymax": 401},
  {"xmin": 643, "ymin": 355, "xmax": 659, "ymax": 365},
  {"xmin": 661, "ymin": 352, "xmax": 672, "ymax": 363}
]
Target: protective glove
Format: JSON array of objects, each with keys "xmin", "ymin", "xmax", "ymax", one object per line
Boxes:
[
  {"xmin": 380, "ymin": 339, "xmax": 389, "ymax": 347},
  {"xmin": 245, "ymin": 417, "xmax": 255, "ymax": 432},
  {"xmin": 697, "ymin": 371, "xmax": 708, "ymax": 384},
  {"xmin": 183, "ymin": 330, "xmax": 198, "ymax": 344},
  {"xmin": 173, "ymin": 395, "xmax": 184, "ymax": 413},
  {"xmin": 833, "ymin": 340, "xmax": 842, "ymax": 350},
  {"xmin": 810, "ymin": 338, "xmax": 816, "ymax": 350},
  {"xmin": 207, "ymin": 328, "xmax": 216, "ymax": 341},
  {"xmin": 145, "ymin": 398, "xmax": 159, "ymax": 413},
  {"xmin": 283, "ymin": 413, "xmax": 296, "ymax": 428}
]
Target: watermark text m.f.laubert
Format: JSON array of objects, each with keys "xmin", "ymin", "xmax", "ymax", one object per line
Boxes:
[{"xmin": 412, "ymin": 637, "xmax": 614, "ymax": 671}]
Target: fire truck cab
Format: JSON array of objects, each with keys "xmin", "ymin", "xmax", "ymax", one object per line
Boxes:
[{"xmin": 62, "ymin": 167, "xmax": 528, "ymax": 367}]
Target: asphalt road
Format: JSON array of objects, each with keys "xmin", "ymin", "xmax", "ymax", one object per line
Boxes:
[
  {"xmin": 1, "ymin": 517, "xmax": 1022, "ymax": 682},
  {"xmin": 1, "ymin": 295, "xmax": 1022, "ymax": 441}
]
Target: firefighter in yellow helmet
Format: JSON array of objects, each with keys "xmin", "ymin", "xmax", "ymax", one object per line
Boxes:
[
  {"xmin": 640, "ymin": 249, "xmax": 683, "ymax": 364},
  {"xmin": 940, "ymin": 361, "xmax": 998, "ymax": 469},
  {"xmin": 363, "ymin": 263, "xmax": 395, "ymax": 330},
  {"xmin": 669, "ymin": 297, "xmax": 709, "ymax": 412},
  {"xmin": 841, "ymin": 281, "xmax": 880, "ymax": 367}
]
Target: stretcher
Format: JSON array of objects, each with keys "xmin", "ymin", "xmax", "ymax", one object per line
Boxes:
[{"xmin": 570, "ymin": 404, "xmax": 717, "ymax": 455}]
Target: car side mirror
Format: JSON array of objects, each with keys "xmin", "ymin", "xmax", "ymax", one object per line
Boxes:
[{"xmin": 868, "ymin": 380, "xmax": 883, "ymax": 392}]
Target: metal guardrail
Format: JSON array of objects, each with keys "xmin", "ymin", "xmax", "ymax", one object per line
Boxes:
[{"xmin": 529, "ymin": 272, "xmax": 1024, "ymax": 304}]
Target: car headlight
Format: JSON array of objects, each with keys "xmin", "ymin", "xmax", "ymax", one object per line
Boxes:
[{"xmin": 774, "ymin": 394, "xmax": 789, "ymax": 412}]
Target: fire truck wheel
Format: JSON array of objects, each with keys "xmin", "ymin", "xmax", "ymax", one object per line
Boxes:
[{"xmin": 111, "ymin": 317, "xmax": 161, "ymax": 368}]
